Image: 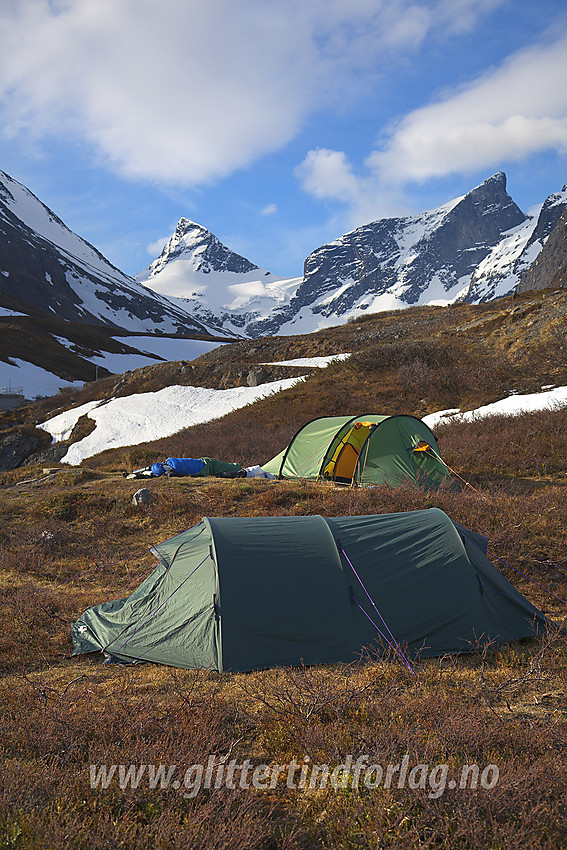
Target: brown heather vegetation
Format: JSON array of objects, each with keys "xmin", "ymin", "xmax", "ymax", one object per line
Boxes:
[{"xmin": 1, "ymin": 287, "xmax": 567, "ymax": 847}]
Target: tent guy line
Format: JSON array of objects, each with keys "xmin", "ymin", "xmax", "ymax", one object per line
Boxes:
[{"xmin": 338, "ymin": 541, "xmax": 416, "ymax": 676}]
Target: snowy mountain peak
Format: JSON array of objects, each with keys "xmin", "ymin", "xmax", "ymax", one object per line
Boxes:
[
  {"xmin": 173, "ymin": 216, "xmax": 222, "ymax": 248},
  {"xmin": 177, "ymin": 216, "xmax": 201, "ymax": 230},
  {"xmin": 459, "ymin": 181, "xmax": 567, "ymax": 304},
  {"xmin": 136, "ymin": 217, "xmax": 302, "ymax": 336},
  {"xmin": 266, "ymin": 172, "xmax": 530, "ymax": 335},
  {"xmin": 140, "ymin": 217, "xmax": 260, "ymax": 280},
  {"xmin": 3, "ymin": 168, "xmax": 567, "ymax": 347},
  {"xmin": 0, "ymin": 170, "xmax": 123, "ymax": 276},
  {"xmin": 537, "ymin": 185, "xmax": 567, "ymax": 219},
  {"xmin": 452, "ymin": 171, "xmax": 523, "ymax": 224},
  {"xmin": 134, "ymin": 172, "xmax": 567, "ymax": 338}
]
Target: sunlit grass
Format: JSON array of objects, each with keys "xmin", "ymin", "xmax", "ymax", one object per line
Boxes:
[{"xmin": 2, "ymin": 288, "xmax": 567, "ymax": 846}]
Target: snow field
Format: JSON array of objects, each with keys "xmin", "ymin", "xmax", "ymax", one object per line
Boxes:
[{"xmin": 39, "ymin": 376, "xmax": 306, "ymax": 465}]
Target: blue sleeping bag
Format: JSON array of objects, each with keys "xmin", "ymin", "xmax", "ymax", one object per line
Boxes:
[{"xmin": 164, "ymin": 457, "xmax": 206, "ymax": 476}]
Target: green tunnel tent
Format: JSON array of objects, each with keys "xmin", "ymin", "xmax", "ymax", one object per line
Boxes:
[
  {"xmin": 72, "ymin": 509, "xmax": 547, "ymax": 673},
  {"xmin": 261, "ymin": 414, "xmax": 452, "ymax": 488}
]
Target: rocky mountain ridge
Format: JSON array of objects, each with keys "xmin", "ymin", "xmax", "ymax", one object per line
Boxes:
[
  {"xmin": 142, "ymin": 218, "xmax": 260, "ymax": 277},
  {"xmin": 140, "ymin": 172, "xmax": 567, "ymax": 337},
  {"xmin": 518, "ymin": 206, "xmax": 567, "ymax": 293},
  {"xmin": 136, "ymin": 218, "xmax": 302, "ymax": 338},
  {"xmin": 463, "ymin": 182, "xmax": 567, "ymax": 302},
  {"xmin": 2, "ymin": 168, "xmax": 567, "ymax": 399}
]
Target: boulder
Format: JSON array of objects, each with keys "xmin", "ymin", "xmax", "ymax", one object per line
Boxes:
[
  {"xmin": 0, "ymin": 428, "xmax": 49, "ymax": 470},
  {"xmin": 131, "ymin": 488, "xmax": 154, "ymax": 506},
  {"xmin": 247, "ymin": 368, "xmax": 266, "ymax": 387}
]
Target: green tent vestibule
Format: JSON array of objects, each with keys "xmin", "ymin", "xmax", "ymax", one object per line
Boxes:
[
  {"xmin": 261, "ymin": 414, "xmax": 452, "ymax": 488},
  {"xmin": 72, "ymin": 509, "xmax": 547, "ymax": 673}
]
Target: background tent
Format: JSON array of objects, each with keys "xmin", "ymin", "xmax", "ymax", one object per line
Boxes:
[
  {"xmin": 72, "ymin": 509, "xmax": 547, "ymax": 673},
  {"xmin": 262, "ymin": 414, "xmax": 452, "ymax": 488}
]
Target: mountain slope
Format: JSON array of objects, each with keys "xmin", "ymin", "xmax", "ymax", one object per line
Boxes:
[
  {"xmin": 5, "ymin": 283, "xmax": 567, "ymax": 471},
  {"xmin": 136, "ymin": 218, "xmax": 302, "ymax": 337},
  {"xmin": 139, "ymin": 173, "xmax": 567, "ymax": 338},
  {"xmin": 3, "ymin": 168, "xmax": 567, "ymax": 356},
  {"xmin": 273, "ymin": 172, "xmax": 527, "ymax": 334},
  {"xmin": 462, "ymin": 184, "xmax": 567, "ymax": 302},
  {"xmin": 518, "ymin": 206, "xmax": 567, "ymax": 293},
  {"xmin": 0, "ymin": 170, "xmax": 230, "ymax": 337},
  {"xmin": 0, "ymin": 299, "xmax": 226, "ymax": 399}
]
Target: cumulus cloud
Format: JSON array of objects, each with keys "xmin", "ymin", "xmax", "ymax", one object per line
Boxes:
[
  {"xmin": 293, "ymin": 148, "xmax": 406, "ymax": 226},
  {"xmin": 0, "ymin": 0, "xmax": 507, "ymax": 186},
  {"xmin": 260, "ymin": 203, "xmax": 278, "ymax": 216},
  {"xmin": 146, "ymin": 236, "xmax": 169, "ymax": 256},
  {"xmin": 434, "ymin": 0, "xmax": 508, "ymax": 35},
  {"xmin": 297, "ymin": 23, "xmax": 567, "ymax": 224},
  {"xmin": 295, "ymin": 150, "xmax": 361, "ymax": 204},
  {"xmin": 295, "ymin": 148, "xmax": 414, "ymax": 224}
]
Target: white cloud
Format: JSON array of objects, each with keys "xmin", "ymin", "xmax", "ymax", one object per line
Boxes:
[
  {"xmin": 0, "ymin": 0, "xmax": 507, "ymax": 186},
  {"xmin": 367, "ymin": 29, "xmax": 567, "ymax": 182},
  {"xmin": 294, "ymin": 149, "xmax": 361, "ymax": 204},
  {"xmin": 260, "ymin": 203, "xmax": 278, "ymax": 216},
  {"xmin": 295, "ymin": 148, "xmax": 410, "ymax": 224},
  {"xmin": 434, "ymin": 0, "xmax": 508, "ymax": 35},
  {"xmin": 297, "ymin": 24, "xmax": 567, "ymax": 224},
  {"xmin": 146, "ymin": 236, "xmax": 169, "ymax": 256}
]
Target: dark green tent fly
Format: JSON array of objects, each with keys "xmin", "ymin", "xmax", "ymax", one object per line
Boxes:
[{"xmin": 72, "ymin": 509, "xmax": 547, "ymax": 673}]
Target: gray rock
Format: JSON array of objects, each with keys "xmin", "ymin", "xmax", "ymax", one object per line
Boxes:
[
  {"xmin": 25, "ymin": 441, "xmax": 71, "ymax": 466},
  {"xmin": 247, "ymin": 368, "xmax": 266, "ymax": 387},
  {"xmin": 131, "ymin": 488, "xmax": 154, "ymax": 506},
  {"xmin": 0, "ymin": 430, "xmax": 42, "ymax": 470}
]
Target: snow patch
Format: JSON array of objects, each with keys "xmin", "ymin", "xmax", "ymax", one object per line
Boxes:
[
  {"xmin": 90, "ymin": 336, "xmax": 223, "ymax": 374},
  {"xmin": 41, "ymin": 399, "xmax": 104, "ymax": 443},
  {"xmin": 423, "ymin": 387, "xmax": 567, "ymax": 429},
  {"xmin": 0, "ymin": 358, "xmax": 84, "ymax": 398},
  {"xmin": 0, "ymin": 307, "xmax": 25, "ymax": 316},
  {"xmin": 263, "ymin": 354, "xmax": 351, "ymax": 367},
  {"xmin": 39, "ymin": 376, "xmax": 306, "ymax": 465}
]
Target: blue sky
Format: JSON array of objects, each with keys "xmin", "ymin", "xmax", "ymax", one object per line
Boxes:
[{"xmin": 1, "ymin": 0, "xmax": 567, "ymax": 279}]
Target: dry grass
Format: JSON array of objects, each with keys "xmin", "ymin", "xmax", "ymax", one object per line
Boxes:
[
  {"xmin": 1, "ymin": 450, "xmax": 567, "ymax": 847},
  {"xmin": 3, "ymin": 290, "xmax": 567, "ymax": 846}
]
